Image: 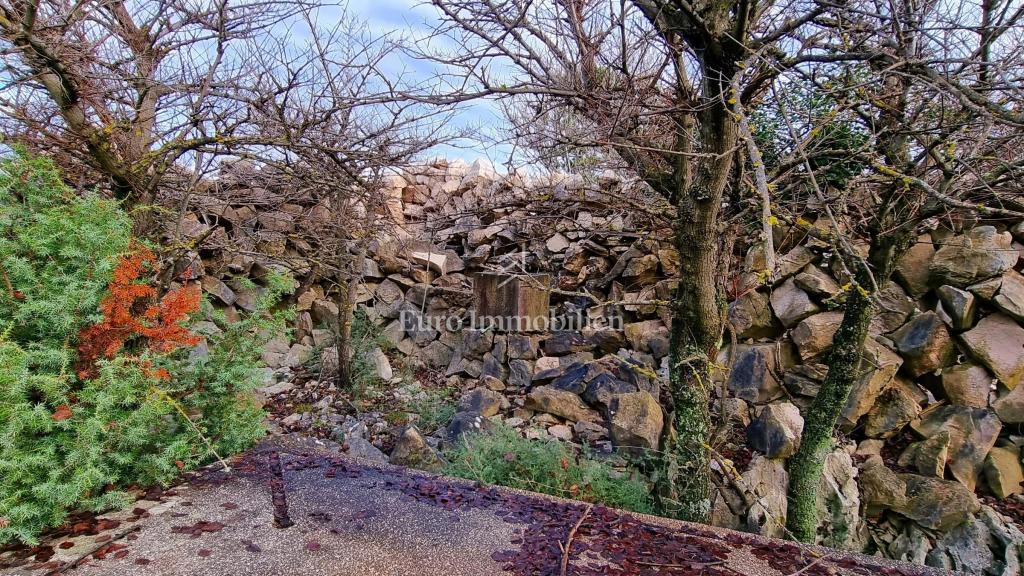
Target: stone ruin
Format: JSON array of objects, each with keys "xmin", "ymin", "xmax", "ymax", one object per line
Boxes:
[{"xmin": 169, "ymin": 157, "xmax": 1024, "ymax": 575}]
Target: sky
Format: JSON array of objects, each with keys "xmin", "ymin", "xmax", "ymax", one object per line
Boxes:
[{"xmin": 338, "ymin": 0, "xmax": 516, "ymax": 168}]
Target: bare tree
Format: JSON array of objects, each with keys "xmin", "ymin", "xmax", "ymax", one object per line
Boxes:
[
  {"xmin": 0, "ymin": 0, "xmax": 299, "ymax": 224},
  {"xmin": 232, "ymin": 12, "xmax": 452, "ymax": 388}
]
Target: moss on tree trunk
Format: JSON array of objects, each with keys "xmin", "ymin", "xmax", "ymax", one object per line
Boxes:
[{"xmin": 785, "ymin": 284, "xmax": 874, "ymax": 541}]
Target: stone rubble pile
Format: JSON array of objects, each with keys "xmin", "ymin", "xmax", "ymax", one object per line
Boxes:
[{"xmin": 174, "ymin": 158, "xmax": 1024, "ymax": 574}]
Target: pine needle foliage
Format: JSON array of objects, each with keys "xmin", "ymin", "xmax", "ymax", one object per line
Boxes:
[{"xmin": 0, "ymin": 151, "xmax": 290, "ymax": 544}]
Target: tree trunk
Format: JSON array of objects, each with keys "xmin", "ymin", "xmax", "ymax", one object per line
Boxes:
[
  {"xmin": 334, "ymin": 274, "xmax": 354, "ymax": 389},
  {"xmin": 784, "ymin": 283, "xmax": 874, "ymax": 541},
  {"xmin": 659, "ymin": 84, "xmax": 735, "ymax": 523}
]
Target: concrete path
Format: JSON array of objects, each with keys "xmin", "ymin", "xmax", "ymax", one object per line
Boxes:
[{"xmin": 1, "ymin": 436, "xmax": 948, "ymax": 576}]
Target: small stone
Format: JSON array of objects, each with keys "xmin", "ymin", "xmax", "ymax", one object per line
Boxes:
[
  {"xmin": 547, "ymin": 424, "xmax": 573, "ymax": 441},
  {"xmin": 794, "ymin": 264, "xmax": 841, "ymax": 299},
  {"xmin": 481, "ymin": 375, "xmax": 506, "ymax": 391},
  {"xmin": 864, "ymin": 385, "xmax": 921, "ymax": 438},
  {"xmin": 984, "ymin": 446, "xmax": 1024, "ymax": 499},
  {"xmin": 390, "ymin": 427, "xmax": 443, "ymax": 471},
  {"xmin": 770, "ymin": 278, "xmax": 821, "ymax": 328},
  {"xmin": 546, "ymin": 233, "xmax": 570, "ymax": 253},
  {"xmin": 746, "ymin": 402, "xmax": 803, "ymax": 459},
  {"xmin": 345, "ymin": 436, "xmax": 388, "ymax": 463},
  {"xmin": 776, "ymin": 246, "xmax": 816, "ymax": 279},
  {"xmin": 622, "ymin": 254, "xmax": 659, "ymax": 279},
  {"xmin": 623, "ymin": 320, "xmax": 666, "ymax": 351},
  {"xmin": 444, "ymin": 411, "xmax": 494, "ymax": 445},
  {"xmin": 371, "ymin": 348, "xmax": 393, "ymax": 380},
  {"xmin": 870, "ymin": 282, "xmax": 915, "ymax": 335}
]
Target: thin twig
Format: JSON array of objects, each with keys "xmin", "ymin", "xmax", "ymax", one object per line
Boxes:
[{"xmin": 559, "ymin": 504, "xmax": 592, "ymax": 576}]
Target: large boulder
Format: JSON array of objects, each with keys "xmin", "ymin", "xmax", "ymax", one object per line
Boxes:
[
  {"xmin": 910, "ymin": 406, "xmax": 1002, "ymax": 491},
  {"xmin": 741, "ymin": 455, "xmax": 789, "ymax": 539},
  {"xmin": 607, "ymin": 391, "xmax": 664, "ymax": 455},
  {"xmin": 890, "ymin": 311, "xmax": 955, "ymax": 377},
  {"xmin": 791, "ymin": 312, "xmax": 843, "ymax": 361},
  {"xmin": 929, "ymin": 226, "xmax": 1017, "ymax": 288},
  {"xmin": 525, "ymin": 386, "xmax": 601, "ymax": 423},
  {"xmin": 960, "ymin": 314, "xmax": 1024, "ymax": 391},
  {"xmin": 816, "ymin": 449, "xmax": 867, "ymax": 550},
  {"xmin": 984, "ymin": 446, "xmax": 1024, "ymax": 499},
  {"xmin": 746, "ymin": 402, "xmax": 803, "ymax": 459},
  {"xmin": 896, "ymin": 474, "xmax": 980, "ymax": 531},
  {"xmin": 770, "ymin": 278, "xmax": 821, "ymax": 328}
]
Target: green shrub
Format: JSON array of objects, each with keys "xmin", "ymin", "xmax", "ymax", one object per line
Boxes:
[
  {"xmin": 408, "ymin": 389, "xmax": 457, "ymax": 434},
  {"xmin": 0, "ymin": 151, "xmax": 290, "ymax": 544},
  {"xmin": 443, "ymin": 424, "xmax": 654, "ymax": 514}
]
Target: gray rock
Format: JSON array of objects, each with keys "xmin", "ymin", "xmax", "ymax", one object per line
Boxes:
[
  {"xmin": 995, "ymin": 270, "xmax": 1024, "ymax": 323},
  {"xmin": 623, "ymin": 320, "xmax": 666, "ymax": 352},
  {"xmin": 891, "ymin": 311, "xmax": 954, "ymax": 377},
  {"xmin": 400, "ymin": 305, "xmax": 439, "ymax": 345},
  {"xmin": 607, "ymin": 391, "xmax": 663, "ymax": 455},
  {"xmin": 961, "ymin": 314, "xmax": 1024, "ymax": 391},
  {"xmin": 420, "ymin": 340, "xmax": 454, "ymax": 369},
  {"xmin": 942, "ymin": 363, "xmax": 992, "ymax": 408},
  {"xmin": 741, "ymin": 455, "xmax": 789, "ymax": 538},
  {"xmin": 727, "ymin": 344, "xmax": 784, "ymax": 404},
  {"xmin": 897, "ymin": 473, "xmax": 980, "ymax": 531},
  {"xmin": 937, "ymin": 285, "xmax": 977, "ymax": 332},
  {"xmin": 870, "ymin": 281, "xmax": 915, "ymax": 335},
  {"xmin": 583, "ymin": 373, "xmax": 638, "ymax": 410},
  {"xmin": 507, "ymin": 359, "xmax": 533, "ymax": 389},
  {"xmin": 776, "ymin": 246, "xmax": 817, "ymax": 280},
  {"xmin": 444, "ymin": 411, "xmax": 494, "ymax": 445},
  {"xmin": 930, "ymin": 226, "xmax": 1018, "ymax": 287},
  {"xmin": 794, "ymin": 264, "xmax": 841, "ymax": 299},
  {"xmin": 507, "ymin": 334, "xmax": 538, "ymax": 360},
  {"xmin": 525, "ymin": 386, "xmax": 601, "ymax": 423},
  {"xmin": 899, "ymin": 430, "xmax": 951, "ymax": 477},
  {"xmin": 345, "ymin": 436, "xmax": 388, "ymax": 463},
  {"xmin": 282, "ymin": 344, "xmax": 314, "ymax": 368},
  {"xmin": 911, "ymin": 405, "xmax": 1002, "ymax": 491},
  {"xmin": 746, "ymin": 402, "xmax": 803, "ymax": 459},
  {"xmin": 728, "ymin": 290, "xmax": 777, "ymax": 339},
  {"xmin": 390, "ymin": 426, "xmax": 444, "ymax": 471},
  {"xmin": 201, "ymin": 275, "xmax": 236, "ymax": 305},
  {"xmin": 542, "ymin": 331, "xmax": 593, "ymax": 356},
  {"xmin": 816, "ymin": 449, "xmax": 867, "ymax": 550},
  {"xmin": 770, "ymin": 278, "xmax": 821, "ymax": 328},
  {"xmin": 926, "ymin": 512, "xmax": 994, "ymax": 574}
]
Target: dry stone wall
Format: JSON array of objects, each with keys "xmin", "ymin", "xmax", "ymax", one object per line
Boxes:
[{"xmin": 176, "ymin": 158, "xmax": 1024, "ymax": 574}]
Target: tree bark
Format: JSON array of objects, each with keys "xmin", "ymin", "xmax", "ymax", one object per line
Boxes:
[
  {"xmin": 784, "ymin": 282, "xmax": 873, "ymax": 541},
  {"xmin": 659, "ymin": 76, "xmax": 735, "ymax": 522}
]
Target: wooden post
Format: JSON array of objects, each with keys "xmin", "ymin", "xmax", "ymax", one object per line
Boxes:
[{"xmin": 472, "ymin": 273, "xmax": 550, "ymax": 332}]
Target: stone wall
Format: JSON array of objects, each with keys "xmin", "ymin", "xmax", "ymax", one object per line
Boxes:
[{"xmin": 175, "ymin": 158, "xmax": 1024, "ymax": 574}]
